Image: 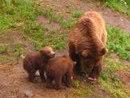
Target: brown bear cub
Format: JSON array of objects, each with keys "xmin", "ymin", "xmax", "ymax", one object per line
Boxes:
[
  {"xmin": 68, "ymin": 11, "xmax": 107, "ymax": 83},
  {"xmin": 23, "ymin": 46, "xmax": 55, "ymax": 83},
  {"xmin": 46, "ymin": 55, "xmax": 76, "ymax": 90}
]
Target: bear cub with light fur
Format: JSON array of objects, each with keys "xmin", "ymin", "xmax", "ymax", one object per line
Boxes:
[{"xmin": 23, "ymin": 46, "xmax": 55, "ymax": 83}]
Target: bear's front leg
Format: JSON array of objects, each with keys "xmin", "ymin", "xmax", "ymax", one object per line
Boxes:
[
  {"xmin": 69, "ymin": 43, "xmax": 81, "ymax": 75},
  {"xmin": 46, "ymin": 76, "xmax": 53, "ymax": 88},
  {"xmin": 88, "ymin": 61, "xmax": 102, "ymax": 83}
]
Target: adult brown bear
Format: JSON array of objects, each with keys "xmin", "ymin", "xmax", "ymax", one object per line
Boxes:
[
  {"xmin": 68, "ymin": 11, "xmax": 107, "ymax": 83},
  {"xmin": 23, "ymin": 46, "xmax": 55, "ymax": 83}
]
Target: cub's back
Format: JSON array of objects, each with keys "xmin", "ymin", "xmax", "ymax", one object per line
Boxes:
[{"xmin": 47, "ymin": 56, "xmax": 73, "ymax": 74}]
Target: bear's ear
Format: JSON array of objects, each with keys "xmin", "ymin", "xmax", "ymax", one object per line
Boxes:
[
  {"xmin": 81, "ymin": 50, "xmax": 88, "ymax": 57},
  {"xmin": 40, "ymin": 49, "xmax": 45, "ymax": 55},
  {"xmin": 100, "ymin": 48, "xmax": 108, "ymax": 55}
]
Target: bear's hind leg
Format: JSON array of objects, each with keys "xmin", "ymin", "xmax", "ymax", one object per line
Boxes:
[
  {"xmin": 55, "ymin": 76, "xmax": 65, "ymax": 90},
  {"xmin": 65, "ymin": 73, "xmax": 72, "ymax": 87},
  {"xmin": 46, "ymin": 76, "xmax": 53, "ymax": 88}
]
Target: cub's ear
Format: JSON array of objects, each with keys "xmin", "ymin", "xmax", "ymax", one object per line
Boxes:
[
  {"xmin": 40, "ymin": 49, "xmax": 45, "ymax": 55},
  {"xmin": 100, "ymin": 48, "xmax": 108, "ymax": 55},
  {"xmin": 81, "ymin": 50, "xmax": 88, "ymax": 57}
]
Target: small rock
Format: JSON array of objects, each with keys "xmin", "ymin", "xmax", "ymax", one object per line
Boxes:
[
  {"xmin": 18, "ymin": 89, "xmax": 33, "ymax": 98},
  {"xmin": 24, "ymin": 90, "xmax": 33, "ymax": 97}
]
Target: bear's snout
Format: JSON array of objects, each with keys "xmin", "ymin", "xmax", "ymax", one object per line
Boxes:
[{"xmin": 51, "ymin": 52, "xmax": 55, "ymax": 57}]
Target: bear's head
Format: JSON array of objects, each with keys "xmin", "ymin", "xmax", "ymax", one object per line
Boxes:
[
  {"xmin": 40, "ymin": 46, "xmax": 55, "ymax": 58},
  {"xmin": 79, "ymin": 47, "xmax": 108, "ymax": 72}
]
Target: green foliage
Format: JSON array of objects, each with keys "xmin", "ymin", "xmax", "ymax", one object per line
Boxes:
[
  {"xmin": 97, "ymin": 0, "xmax": 130, "ymax": 17},
  {"xmin": 0, "ymin": 45, "xmax": 8, "ymax": 53},
  {"xmin": 72, "ymin": 80, "xmax": 80, "ymax": 88},
  {"xmin": 73, "ymin": 11, "xmax": 83, "ymax": 18},
  {"xmin": 101, "ymin": 72, "xmax": 109, "ymax": 81},
  {"xmin": 42, "ymin": 9, "xmax": 64, "ymax": 23},
  {"xmin": 73, "ymin": 86, "xmax": 93, "ymax": 98},
  {"xmin": 63, "ymin": 17, "xmax": 77, "ymax": 29},
  {"xmin": 0, "ymin": 56, "xmax": 11, "ymax": 63},
  {"xmin": 107, "ymin": 26, "xmax": 130, "ymax": 60},
  {"xmin": 101, "ymin": 74, "xmax": 129, "ymax": 98},
  {"xmin": 0, "ymin": 0, "xmax": 42, "ymax": 29},
  {"xmin": 100, "ymin": 56, "xmax": 130, "ymax": 98},
  {"xmin": 23, "ymin": 21, "xmax": 67, "ymax": 50},
  {"xmin": 13, "ymin": 43, "xmax": 24, "ymax": 56}
]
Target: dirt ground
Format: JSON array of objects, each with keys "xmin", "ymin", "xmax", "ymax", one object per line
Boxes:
[{"xmin": 0, "ymin": 0, "xmax": 130, "ymax": 98}]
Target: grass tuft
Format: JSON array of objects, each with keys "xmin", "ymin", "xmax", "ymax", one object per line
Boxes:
[
  {"xmin": 107, "ymin": 25, "xmax": 130, "ymax": 60},
  {"xmin": 72, "ymin": 11, "xmax": 83, "ymax": 18},
  {"xmin": 97, "ymin": 0, "xmax": 130, "ymax": 17}
]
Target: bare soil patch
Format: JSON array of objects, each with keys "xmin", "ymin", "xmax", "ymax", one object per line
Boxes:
[
  {"xmin": 0, "ymin": 62, "xmax": 76, "ymax": 98},
  {"xmin": 36, "ymin": 0, "xmax": 130, "ymax": 33},
  {"xmin": 118, "ymin": 70, "xmax": 130, "ymax": 87},
  {"xmin": 37, "ymin": 16, "xmax": 61, "ymax": 30}
]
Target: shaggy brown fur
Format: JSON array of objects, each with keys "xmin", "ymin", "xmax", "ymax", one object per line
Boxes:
[
  {"xmin": 23, "ymin": 46, "xmax": 55, "ymax": 83},
  {"xmin": 68, "ymin": 11, "xmax": 107, "ymax": 82},
  {"xmin": 46, "ymin": 55, "xmax": 76, "ymax": 90}
]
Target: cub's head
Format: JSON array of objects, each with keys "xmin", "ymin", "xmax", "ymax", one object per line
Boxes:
[{"xmin": 40, "ymin": 46, "xmax": 55, "ymax": 58}]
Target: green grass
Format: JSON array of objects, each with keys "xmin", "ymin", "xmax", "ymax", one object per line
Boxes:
[
  {"xmin": 100, "ymin": 56, "xmax": 130, "ymax": 98},
  {"xmin": 72, "ymin": 11, "xmax": 83, "ymax": 18},
  {"xmin": 1, "ymin": 0, "xmax": 130, "ymax": 60},
  {"xmin": 40, "ymin": 9, "xmax": 130, "ymax": 60},
  {"xmin": 0, "ymin": 45, "xmax": 8, "ymax": 53},
  {"xmin": 107, "ymin": 25, "xmax": 130, "ymax": 60},
  {"xmin": 100, "ymin": 75, "xmax": 130, "ymax": 98},
  {"xmin": 42, "ymin": 9, "xmax": 64, "ymax": 23},
  {"xmin": 97, "ymin": 0, "xmax": 130, "ymax": 17},
  {"xmin": 72, "ymin": 80, "xmax": 80, "ymax": 88},
  {"xmin": 22, "ymin": 9, "xmax": 80, "ymax": 50},
  {"xmin": 0, "ymin": 56, "xmax": 11, "ymax": 63},
  {"xmin": 101, "ymin": 79, "xmax": 129, "ymax": 98},
  {"xmin": 0, "ymin": 0, "xmax": 43, "ymax": 59},
  {"xmin": 73, "ymin": 81, "xmax": 93, "ymax": 98},
  {"xmin": 0, "ymin": 0, "xmax": 42, "ymax": 29},
  {"xmin": 23, "ymin": 24, "xmax": 67, "ymax": 50}
]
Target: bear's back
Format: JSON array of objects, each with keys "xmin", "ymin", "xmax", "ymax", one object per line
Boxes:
[
  {"xmin": 69, "ymin": 11, "xmax": 107, "ymax": 54},
  {"xmin": 47, "ymin": 56, "xmax": 73, "ymax": 72}
]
